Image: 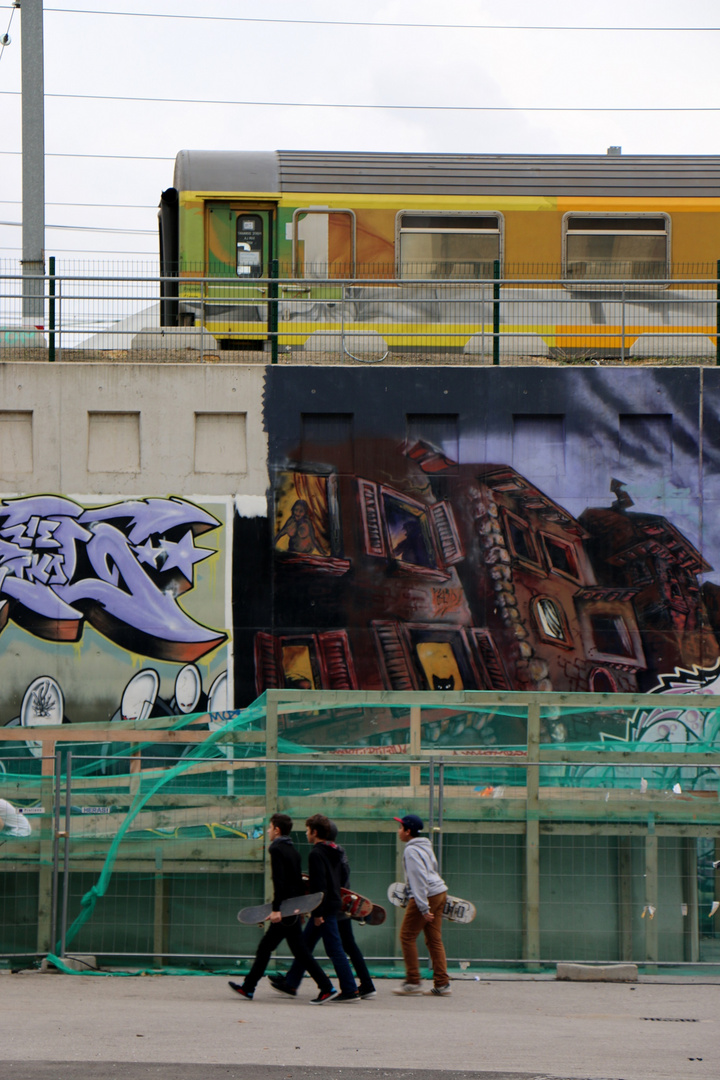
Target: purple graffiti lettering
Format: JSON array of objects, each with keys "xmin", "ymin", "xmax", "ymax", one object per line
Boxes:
[{"xmin": 0, "ymin": 495, "xmax": 226, "ymax": 660}]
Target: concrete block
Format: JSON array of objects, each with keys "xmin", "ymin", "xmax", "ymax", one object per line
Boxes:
[
  {"xmin": 302, "ymin": 330, "xmax": 388, "ymax": 356},
  {"xmin": 556, "ymin": 962, "xmax": 638, "ymax": 982},
  {"xmin": 629, "ymin": 333, "xmax": 715, "ymax": 358},
  {"xmin": 41, "ymin": 954, "xmax": 99, "ymax": 973}
]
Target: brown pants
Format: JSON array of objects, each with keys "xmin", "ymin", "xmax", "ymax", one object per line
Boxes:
[{"xmin": 399, "ymin": 891, "xmax": 449, "ymax": 988}]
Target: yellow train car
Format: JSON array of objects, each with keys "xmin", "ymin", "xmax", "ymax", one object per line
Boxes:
[{"xmin": 158, "ymin": 152, "xmax": 720, "ymax": 359}]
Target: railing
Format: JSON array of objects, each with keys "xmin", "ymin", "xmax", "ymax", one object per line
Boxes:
[
  {"xmin": 0, "ymin": 690, "xmax": 718, "ymax": 971},
  {"xmin": 2, "ymin": 260, "xmax": 720, "ymax": 364}
]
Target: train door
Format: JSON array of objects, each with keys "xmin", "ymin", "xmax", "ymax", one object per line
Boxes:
[{"xmin": 205, "ymin": 202, "xmax": 276, "ymax": 344}]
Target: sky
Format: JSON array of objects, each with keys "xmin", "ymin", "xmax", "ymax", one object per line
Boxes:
[{"xmin": 1, "ymin": 0, "xmax": 720, "ymax": 263}]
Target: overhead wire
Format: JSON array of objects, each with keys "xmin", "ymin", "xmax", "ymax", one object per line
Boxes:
[
  {"xmin": 31, "ymin": 9, "xmax": 720, "ymax": 32},
  {"xmin": 0, "ymin": 89, "xmax": 716, "ymax": 113},
  {"xmin": 0, "ymin": 0, "xmax": 15, "ymax": 63}
]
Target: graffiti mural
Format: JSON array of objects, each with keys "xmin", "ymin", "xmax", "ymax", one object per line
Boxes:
[
  {"xmin": 239, "ymin": 366, "xmax": 720, "ymax": 749},
  {"xmin": 0, "ymin": 495, "xmax": 231, "ymax": 740}
]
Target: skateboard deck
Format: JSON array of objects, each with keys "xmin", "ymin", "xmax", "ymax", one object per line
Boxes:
[
  {"xmin": 353, "ymin": 902, "xmax": 386, "ymax": 926},
  {"xmin": 387, "ymin": 882, "xmax": 476, "ymax": 924},
  {"xmin": 340, "ymin": 887, "xmax": 373, "ymax": 919},
  {"xmin": 237, "ymin": 891, "xmax": 323, "ymax": 925}
]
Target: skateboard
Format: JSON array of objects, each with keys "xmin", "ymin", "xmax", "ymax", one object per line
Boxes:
[
  {"xmin": 353, "ymin": 902, "xmax": 387, "ymax": 926},
  {"xmin": 340, "ymin": 887, "xmax": 374, "ymax": 919},
  {"xmin": 387, "ymin": 882, "xmax": 476, "ymax": 924},
  {"xmin": 237, "ymin": 891, "xmax": 324, "ymax": 926}
]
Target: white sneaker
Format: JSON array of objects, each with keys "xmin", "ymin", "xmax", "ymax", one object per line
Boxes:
[
  {"xmin": 425, "ymin": 983, "xmax": 452, "ymax": 996},
  {"xmin": 392, "ymin": 982, "xmax": 423, "ymax": 995}
]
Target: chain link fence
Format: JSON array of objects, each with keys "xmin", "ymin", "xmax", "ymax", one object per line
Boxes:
[
  {"xmin": 2, "ymin": 261, "xmax": 720, "ymax": 365},
  {"xmin": 0, "ymin": 691, "xmax": 718, "ymax": 974}
]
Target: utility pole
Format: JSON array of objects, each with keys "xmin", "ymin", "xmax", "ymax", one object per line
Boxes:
[{"xmin": 20, "ymin": 0, "xmax": 45, "ymax": 328}]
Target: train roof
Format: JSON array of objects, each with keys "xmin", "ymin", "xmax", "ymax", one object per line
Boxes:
[{"xmin": 173, "ymin": 151, "xmax": 720, "ymax": 198}]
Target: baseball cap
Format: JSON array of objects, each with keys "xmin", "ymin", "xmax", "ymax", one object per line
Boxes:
[{"xmin": 394, "ymin": 813, "xmax": 423, "ymax": 834}]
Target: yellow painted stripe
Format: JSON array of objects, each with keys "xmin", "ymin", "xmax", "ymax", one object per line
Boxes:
[{"xmin": 182, "ymin": 190, "xmax": 558, "ymax": 212}]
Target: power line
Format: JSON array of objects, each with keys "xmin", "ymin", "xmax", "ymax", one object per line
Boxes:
[
  {"xmin": 0, "ymin": 220, "xmax": 155, "ymax": 235},
  {"xmin": 0, "ymin": 247, "xmax": 157, "ymax": 255},
  {"xmin": 0, "ymin": 90, "xmax": 716, "ymax": 112},
  {"xmin": 35, "ymin": 9, "xmax": 720, "ymax": 32},
  {"xmin": 0, "ymin": 199, "xmax": 156, "ymax": 208},
  {"xmin": 0, "ymin": 148, "xmax": 173, "ymax": 160}
]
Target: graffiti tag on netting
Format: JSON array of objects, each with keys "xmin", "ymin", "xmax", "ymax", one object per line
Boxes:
[{"xmin": 0, "ymin": 495, "xmax": 226, "ymax": 661}]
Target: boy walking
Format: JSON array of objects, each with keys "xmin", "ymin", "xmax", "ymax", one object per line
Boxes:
[
  {"xmin": 392, "ymin": 813, "xmax": 451, "ymax": 997},
  {"xmin": 271, "ymin": 819, "xmax": 375, "ymax": 1000},
  {"xmin": 228, "ymin": 812, "xmax": 337, "ymax": 1003},
  {"xmin": 270, "ymin": 813, "xmax": 360, "ymax": 1003}
]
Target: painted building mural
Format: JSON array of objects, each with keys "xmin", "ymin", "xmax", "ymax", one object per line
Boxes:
[
  {"xmin": 231, "ymin": 366, "xmax": 720, "ymax": 754},
  {"xmin": 3, "ymin": 367, "xmax": 720, "ymax": 761}
]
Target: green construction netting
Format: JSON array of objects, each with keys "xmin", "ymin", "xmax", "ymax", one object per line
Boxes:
[{"xmin": 0, "ymin": 693, "xmax": 718, "ymax": 972}]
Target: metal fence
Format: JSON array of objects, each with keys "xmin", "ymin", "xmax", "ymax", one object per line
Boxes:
[
  {"xmin": 2, "ymin": 261, "xmax": 720, "ymax": 365},
  {"xmin": 0, "ymin": 690, "xmax": 718, "ymax": 974}
]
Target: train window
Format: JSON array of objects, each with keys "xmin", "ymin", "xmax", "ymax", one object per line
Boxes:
[
  {"xmin": 236, "ymin": 215, "xmax": 264, "ymax": 278},
  {"xmin": 396, "ymin": 211, "xmax": 502, "ymax": 280},
  {"xmin": 563, "ymin": 213, "xmax": 670, "ymax": 281},
  {"xmin": 292, "ymin": 208, "xmax": 356, "ymax": 278}
]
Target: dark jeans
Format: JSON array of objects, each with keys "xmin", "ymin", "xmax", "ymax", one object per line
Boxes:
[
  {"xmin": 338, "ymin": 916, "xmax": 374, "ymax": 991},
  {"xmin": 243, "ymin": 916, "xmax": 333, "ymax": 995},
  {"xmin": 283, "ymin": 915, "xmax": 357, "ymax": 995}
]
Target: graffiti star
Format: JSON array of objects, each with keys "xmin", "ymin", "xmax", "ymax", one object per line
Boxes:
[
  {"xmin": 160, "ymin": 531, "xmax": 213, "ymax": 581},
  {"xmin": 132, "ymin": 538, "xmax": 164, "ymax": 569}
]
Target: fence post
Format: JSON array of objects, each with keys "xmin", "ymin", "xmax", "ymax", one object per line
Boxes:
[
  {"xmin": 48, "ymin": 256, "xmax": 55, "ymax": 362},
  {"xmin": 493, "ymin": 259, "xmax": 500, "ymax": 366},
  {"xmin": 716, "ymin": 259, "xmax": 720, "ymax": 366},
  {"xmin": 620, "ymin": 281, "xmax": 626, "ymax": 363},
  {"xmin": 437, "ymin": 760, "xmax": 444, "ymax": 876},
  {"xmin": 269, "ymin": 259, "xmax": 279, "ymax": 364},
  {"xmin": 524, "ymin": 701, "xmax": 541, "ymax": 966},
  {"xmin": 50, "ymin": 747, "xmax": 62, "ymax": 954},
  {"xmin": 59, "ymin": 750, "xmax": 72, "ymax": 958}
]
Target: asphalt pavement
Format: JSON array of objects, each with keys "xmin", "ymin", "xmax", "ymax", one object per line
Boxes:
[{"xmin": 1, "ymin": 971, "xmax": 717, "ymax": 1080}]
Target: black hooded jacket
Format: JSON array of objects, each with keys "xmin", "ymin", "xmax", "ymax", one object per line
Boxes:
[
  {"xmin": 307, "ymin": 840, "xmax": 344, "ymax": 917},
  {"xmin": 268, "ymin": 835, "xmax": 305, "ymax": 912}
]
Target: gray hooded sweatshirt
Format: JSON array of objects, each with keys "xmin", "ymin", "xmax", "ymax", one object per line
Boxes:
[{"xmin": 403, "ymin": 836, "xmax": 446, "ymax": 914}]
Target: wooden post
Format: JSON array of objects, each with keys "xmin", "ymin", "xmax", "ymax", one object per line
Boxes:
[
  {"xmin": 524, "ymin": 702, "xmax": 541, "ymax": 966},
  {"xmin": 409, "ymin": 706, "xmax": 421, "ymax": 788},
  {"xmin": 129, "ymin": 748, "xmax": 142, "ymax": 798},
  {"xmin": 617, "ymin": 836, "xmax": 633, "ymax": 961},
  {"xmin": 36, "ymin": 741, "xmax": 55, "ymax": 954}
]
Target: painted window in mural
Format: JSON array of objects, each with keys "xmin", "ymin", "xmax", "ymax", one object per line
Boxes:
[
  {"xmin": 541, "ymin": 534, "xmax": 581, "ymax": 581},
  {"xmin": 533, "ymin": 597, "xmax": 570, "ymax": 645},
  {"xmin": 575, "ymin": 597, "xmax": 645, "ymax": 669},
  {"xmin": 358, "ymin": 480, "xmax": 463, "ymax": 576},
  {"xmin": 397, "ymin": 212, "xmax": 502, "ymax": 280},
  {"xmin": 563, "ymin": 213, "xmax": 670, "ymax": 281},
  {"xmin": 274, "ymin": 471, "xmax": 334, "ymax": 558},
  {"xmin": 254, "ymin": 629, "xmax": 356, "ymax": 694},
  {"xmin": 371, "ymin": 620, "xmax": 483, "ymax": 692},
  {"xmin": 503, "ymin": 510, "xmax": 541, "ymax": 569}
]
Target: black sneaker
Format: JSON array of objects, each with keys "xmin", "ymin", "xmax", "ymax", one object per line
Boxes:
[
  {"xmin": 268, "ymin": 975, "xmax": 296, "ymax": 998},
  {"xmin": 228, "ymin": 981, "xmax": 253, "ymax": 1000},
  {"xmin": 328, "ymin": 991, "xmax": 360, "ymax": 1003},
  {"xmin": 310, "ymin": 988, "xmax": 339, "ymax": 1005},
  {"xmin": 358, "ymin": 985, "xmax": 377, "ymax": 999}
]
